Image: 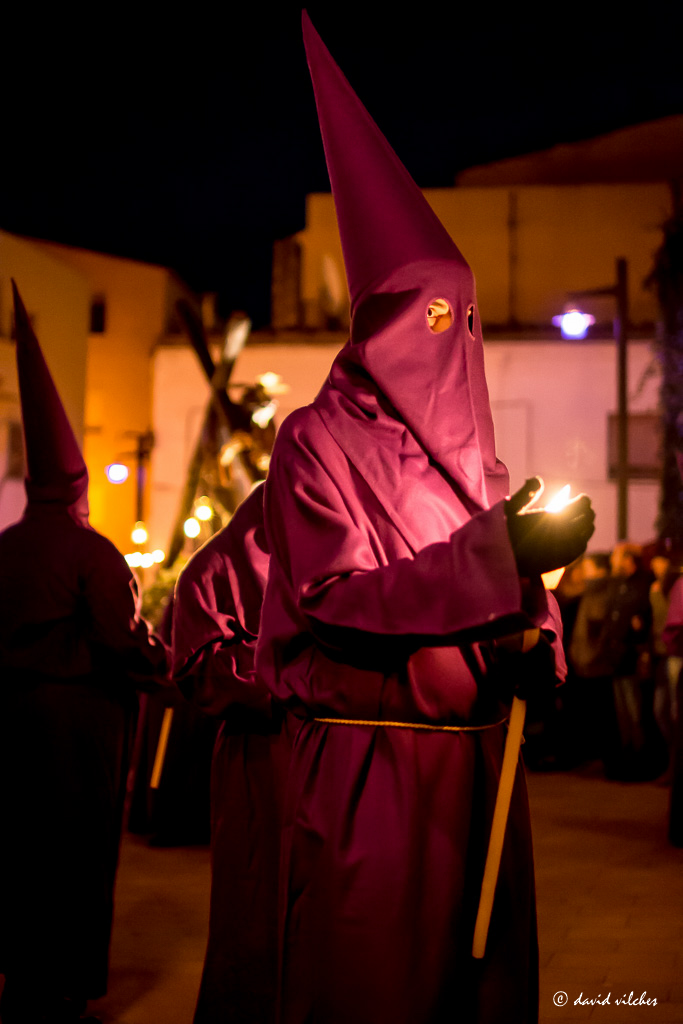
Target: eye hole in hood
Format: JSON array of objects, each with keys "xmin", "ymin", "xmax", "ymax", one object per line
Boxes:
[{"xmin": 426, "ymin": 298, "xmax": 452, "ymax": 334}]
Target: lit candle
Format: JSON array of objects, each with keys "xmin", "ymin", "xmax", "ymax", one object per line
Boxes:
[
  {"xmin": 545, "ymin": 484, "xmax": 571, "ymax": 513},
  {"xmin": 542, "ymin": 567, "xmax": 566, "ymax": 590}
]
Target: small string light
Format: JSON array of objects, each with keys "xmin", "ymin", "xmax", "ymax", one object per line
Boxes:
[
  {"xmin": 184, "ymin": 517, "xmax": 201, "ymax": 538},
  {"xmin": 252, "ymin": 401, "xmax": 278, "ymax": 429},
  {"xmin": 131, "ymin": 521, "xmax": 148, "ymax": 545},
  {"xmin": 195, "ymin": 497, "xmax": 213, "ymax": 521}
]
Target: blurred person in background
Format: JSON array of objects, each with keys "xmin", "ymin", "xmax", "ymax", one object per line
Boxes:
[
  {"xmin": 568, "ymin": 551, "xmax": 613, "ymax": 767},
  {"xmin": 571, "ymin": 544, "xmax": 662, "ymax": 779},
  {"xmin": 608, "ymin": 543, "xmax": 663, "ymax": 780}
]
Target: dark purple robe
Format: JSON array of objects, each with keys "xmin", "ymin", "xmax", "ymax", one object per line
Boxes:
[
  {"xmin": 662, "ymin": 578, "xmax": 683, "ymax": 846},
  {"xmin": 173, "ymin": 485, "xmax": 292, "ymax": 1024},
  {"xmin": 0, "ymin": 505, "xmax": 168, "ymax": 1001},
  {"xmin": 256, "ymin": 352, "xmax": 563, "ymax": 1024}
]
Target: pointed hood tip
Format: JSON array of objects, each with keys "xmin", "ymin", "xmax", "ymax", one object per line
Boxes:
[
  {"xmin": 11, "ymin": 278, "xmax": 31, "ymax": 334},
  {"xmin": 12, "ymin": 280, "xmax": 90, "ymax": 524},
  {"xmin": 301, "ymin": 9, "xmax": 318, "ymax": 55},
  {"xmin": 301, "ymin": 9, "xmax": 315, "ymax": 36},
  {"xmin": 301, "ymin": 11, "xmax": 467, "ymax": 312},
  {"xmin": 302, "ymin": 15, "xmax": 505, "ymax": 511}
]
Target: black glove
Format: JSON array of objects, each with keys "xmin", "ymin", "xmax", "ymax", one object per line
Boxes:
[
  {"xmin": 492, "ymin": 630, "xmax": 557, "ymax": 702},
  {"xmin": 505, "ymin": 477, "xmax": 595, "ymax": 577}
]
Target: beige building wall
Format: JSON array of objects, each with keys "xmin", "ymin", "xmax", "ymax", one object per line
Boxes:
[
  {"xmin": 483, "ymin": 337, "xmax": 661, "ymax": 551},
  {"xmin": 149, "ymin": 345, "xmax": 210, "ymax": 558},
  {"xmin": 295, "ymin": 184, "xmax": 671, "ymax": 330},
  {"xmin": 0, "ymin": 231, "xmax": 89, "ymax": 531},
  {"xmin": 513, "ymin": 185, "xmax": 670, "ymax": 328},
  {"xmin": 35, "ymin": 242, "xmax": 195, "ymax": 552}
]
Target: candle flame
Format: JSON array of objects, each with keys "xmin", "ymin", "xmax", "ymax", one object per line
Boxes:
[
  {"xmin": 541, "ymin": 567, "xmax": 566, "ymax": 590},
  {"xmin": 545, "ymin": 485, "xmax": 571, "ymax": 513}
]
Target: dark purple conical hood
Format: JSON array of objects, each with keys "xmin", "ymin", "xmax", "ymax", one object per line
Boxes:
[
  {"xmin": 302, "ymin": 13, "xmax": 509, "ymax": 510},
  {"xmin": 12, "ymin": 280, "xmax": 90, "ymax": 525},
  {"xmin": 302, "ymin": 11, "xmax": 468, "ymax": 312}
]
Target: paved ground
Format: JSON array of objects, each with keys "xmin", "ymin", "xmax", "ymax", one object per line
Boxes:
[
  {"xmin": 532, "ymin": 764, "xmax": 683, "ymax": 1024},
  {"xmin": 88, "ymin": 841, "xmax": 211, "ymax": 1024},
  {"xmin": 29, "ymin": 763, "xmax": 683, "ymax": 1023}
]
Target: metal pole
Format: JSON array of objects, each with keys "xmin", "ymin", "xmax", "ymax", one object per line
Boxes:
[
  {"xmin": 135, "ymin": 435, "xmax": 145, "ymax": 523},
  {"xmin": 615, "ymin": 258, "xmax": 629, "ymax": 541},
  {"xmin": 567, "ymin": 258, "xmax": 629, "ymax": 541},
  {"xmin": 133, "ymin": 430, "xmax": 154, "ymax": 524}
]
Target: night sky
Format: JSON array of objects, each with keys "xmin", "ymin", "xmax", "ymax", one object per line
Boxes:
[{"xmin": 3, "ymin": 3, "xmax": 683, "ymax": 326}]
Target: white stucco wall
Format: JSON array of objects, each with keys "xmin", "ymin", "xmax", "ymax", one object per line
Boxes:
[
  {"xmin": 484, "ymin": 339, "xmax": 660, "ymax": 552},
  {"xmin": 150, "ymin": 336, "xmax": 662, "ymax": 558}
]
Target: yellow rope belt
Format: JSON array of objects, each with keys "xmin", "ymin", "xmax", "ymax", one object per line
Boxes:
[
  {"xmin": 315, "ymin": 702, "xmax": 525, "ymax": 963},
  {"xmin": 313, "ymin": 716, "xmax": 507, "ymax": 732}
]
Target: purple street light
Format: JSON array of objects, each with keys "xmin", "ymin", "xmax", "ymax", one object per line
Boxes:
[
  {"xmin": 557, "ymin": 258, "xmax": 630, "ymax": 539},
  {"xmin": 552, "ymin": 309, "xmax": 596, "ymax": 340},
  {"xmin": 105, "ymin": 462, "xmax": 129, "ymax": 484}
]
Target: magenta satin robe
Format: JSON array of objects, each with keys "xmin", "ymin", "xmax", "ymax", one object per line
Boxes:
[
  {"xmin": 256, "ymin": 364, "xmax": 563, "ymax": 1024},
  {"xmin": 173, "ymin": 486, "xmax": 292, "ymax": 1024}
]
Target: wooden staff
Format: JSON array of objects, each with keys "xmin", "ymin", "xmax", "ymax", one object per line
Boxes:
[
  {"xmin": 150, "ymin": 706, "xmax": 174, "ymax": 790},
  {"xmin": 472, "ymin": 627, "xmax": 539, "ymax": 959}
]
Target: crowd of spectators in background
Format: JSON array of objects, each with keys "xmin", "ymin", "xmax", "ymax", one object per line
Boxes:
[{"xmin": 524, "ymin": 540, "xmax": 683, "ymax": 846}]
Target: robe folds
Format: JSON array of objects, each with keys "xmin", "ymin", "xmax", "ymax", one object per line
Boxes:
[
  {"xmin": 0, "ymin": 506, "xmax": 168, "ymax": 1001},
  {"xmin": 662, "ymin": 578, "xmax": 683, "ymax": 846},
  {"xmin": 173, "ymin": 485, "xmax": 292, "ymax": 1024},
  {"xmin": 256, "ymin": 367, "xmax": 564, "ymax": 1024}
]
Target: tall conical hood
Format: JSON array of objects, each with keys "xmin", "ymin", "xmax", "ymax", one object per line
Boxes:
[
  {"xmin": 12, "ymin": 280, "xmax": 90, "ymax": 524},
  {"xmin": 302, "ymin": 10, "xmax": 468, "ymax": 312},
  {"xmin": 302, "ymin": 13, "xmax": 509, "ymax": 511}
]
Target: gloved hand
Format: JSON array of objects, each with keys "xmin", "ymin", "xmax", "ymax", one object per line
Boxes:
[
  {"xmin": 505, "ymin": 477, "xmax": 595, "ymax": 577},
  {"xmin": 492, "ymin": 629, "xmax": 557, "ymax": 701}
]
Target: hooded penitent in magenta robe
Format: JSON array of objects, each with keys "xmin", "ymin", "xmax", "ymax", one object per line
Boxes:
[
  {"xmin": 254, "ymin": 16, "xmax": 565, "ymax": 1024},
  {"xmin": 173, "ymin": 484, "xmax": 291, "ymax": 1024},
  {"xmin": 0, "ymin": 284, "xmax": 168, "ymax": 1017}
]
